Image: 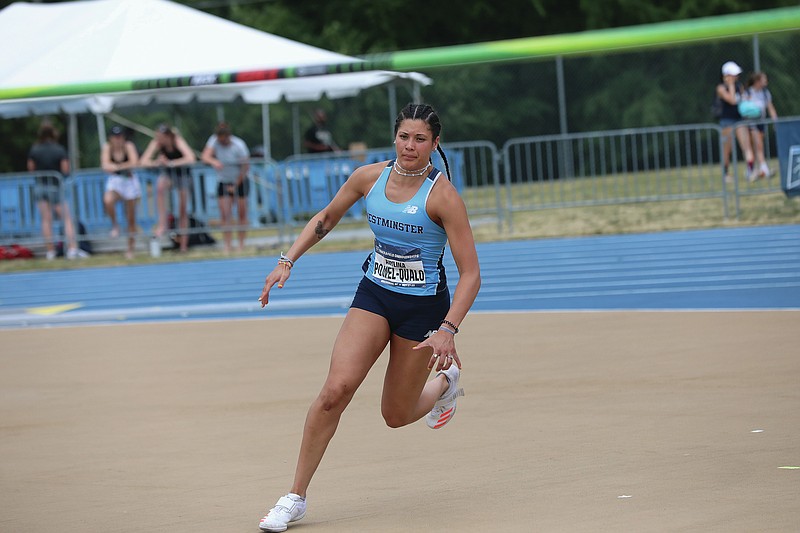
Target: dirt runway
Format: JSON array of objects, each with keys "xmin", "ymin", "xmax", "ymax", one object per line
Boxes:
[{"xmin": 1, "ymin": 311, "xmax": 798, "ymax": 532}]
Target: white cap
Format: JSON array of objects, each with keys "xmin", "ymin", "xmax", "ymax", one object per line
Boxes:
[{"xmin": 721, "ymin": 61, "xmax": 742, "ymax": 76}]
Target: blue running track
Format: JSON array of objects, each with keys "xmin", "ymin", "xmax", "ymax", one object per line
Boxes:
[{"xmin": 1, "ymin": 224, "xmax": 798, "ymax": 329}]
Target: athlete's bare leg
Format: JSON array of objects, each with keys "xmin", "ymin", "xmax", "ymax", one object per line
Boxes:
[
  {"xmin": 289, "ymin": 308, "xmax": 390, "ymax": 497},
  {"xmin": 381, "ymin": 335, "xmax": 447, "ymax": 427}
]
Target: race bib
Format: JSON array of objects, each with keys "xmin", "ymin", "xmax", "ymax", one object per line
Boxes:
[{"xmin": 372, "ymin": 240, "xmax": 426, "ymax": 287}]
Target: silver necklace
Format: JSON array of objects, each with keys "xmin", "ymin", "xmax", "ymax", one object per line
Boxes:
[{"xmin": 393, "ymin": 160, "xmax": 431, "ymax": 177}]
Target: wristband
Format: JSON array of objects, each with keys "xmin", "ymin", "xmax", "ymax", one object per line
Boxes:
[
  {"xmin": 441, "ymin": 319, "xmax": 459, "ymax": 334},
  {"xmin": 278, "ymin": 252, "xmax": 294, "ymax": 268},
  {"xmin": 439, "ymin": 325, "xmax": 456, "ymax": 335}
]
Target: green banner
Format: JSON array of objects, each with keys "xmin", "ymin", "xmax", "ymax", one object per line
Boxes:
[{"xmin": 1, "ymin": 7, "xmax": 798, "ymax": 101}]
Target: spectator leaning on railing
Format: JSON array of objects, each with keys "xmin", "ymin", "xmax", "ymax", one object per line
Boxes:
[
  {"xmin": 140, "ymin": 124, "xmax": 196, "ymax": 253},
  {"xmin": 201, "ymin": 122, "xmax": 250, "ymax": 253},
  {"xmin": 101, "ymin": 125, "xmax": 141, "ymax": 259}
]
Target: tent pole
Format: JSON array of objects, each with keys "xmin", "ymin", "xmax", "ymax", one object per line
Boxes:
[
  {"xmin": 388, "ymin": 83, "xmax": 397, "ymax": 141},
  {"xmin": 752, "ymin": 34, "xmax": 761, "ymax": 72},
  {"xmin": 261, "ymin": 103, "xmax": 271, "ymax": 161},
  {"xmin": 173, "ymin": 105, "xmax": 182, "ymax": 132},
  {"xmin": 556, "ymin": 55, "xmax": 569, "ymax": 135},
  {"xmin": 67, "ymin": 113, "xmax": 80, "ymax": 170},
  {"xmin": 96, "ymin": 113, "xmax": 107, "ymax": 148},
  {"xmin": 555, "ymin": 55, "xmax": 573, "ymax": 179},
  {"xmin": 292, "ymin": 103, "xmax": 300, "ymax": 155}
]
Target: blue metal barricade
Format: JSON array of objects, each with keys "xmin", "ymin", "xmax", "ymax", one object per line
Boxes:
[
  {"xmin": 68, "ymin": 170, "xmax": 160, "ymax": 235},
  {"xmin": 0, "ymin": 172, "xmax": 64, "ymax": 240}
]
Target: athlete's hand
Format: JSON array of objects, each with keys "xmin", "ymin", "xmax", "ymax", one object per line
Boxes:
[
  {"xmin": 258, "ymin": 263, "xmax": 292, "ymax": 308},
  {"xmin": 413, "ymin": 330, "xmax": 460, "ymax": 371}
]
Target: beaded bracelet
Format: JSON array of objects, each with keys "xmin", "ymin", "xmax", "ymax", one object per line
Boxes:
[
  {"xmin": 278, "ymin": 252, "xmax": 294, "ymax": 268},
  {"xmin": 441, "ymin": 319, "xmax": 459, "ymax": 334}
]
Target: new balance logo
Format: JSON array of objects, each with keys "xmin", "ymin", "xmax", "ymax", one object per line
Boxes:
[{"xmin": 402, "ymin": 205, "xmax": 419, "ymax": 214}]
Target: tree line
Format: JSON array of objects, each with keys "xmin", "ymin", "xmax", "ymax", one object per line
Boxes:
[{"xmin": 0, "ymin": 0, "xmax": 797, "ymax": 172}]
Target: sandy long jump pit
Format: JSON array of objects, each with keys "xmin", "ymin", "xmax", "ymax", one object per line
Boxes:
[{"xmin": 1, "ymin": 311, "xmax": 798, "ymax": 532}]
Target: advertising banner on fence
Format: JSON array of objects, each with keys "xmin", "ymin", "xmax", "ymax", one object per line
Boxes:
[{"xmin": 775, "ymin": 120, "xmax": 800, "ymax": 198}]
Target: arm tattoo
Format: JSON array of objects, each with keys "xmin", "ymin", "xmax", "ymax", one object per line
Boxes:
[{"xmin": 315, "ymin": 221, "xmax": 330, "ymax": 240}]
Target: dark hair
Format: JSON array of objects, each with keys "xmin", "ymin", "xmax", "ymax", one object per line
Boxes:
[
  {"xmin": 215, "ymin": 122, "xmax": 232, "ymax": 135},
  {"xmin": 37, "ymin": 120, "xmax": 59, "ymax": 142},
  {"xmin": 394, "ymin": 103, "xmax": 451, "ymax": 181},
  {"xmin": 746, "ymin": 71, "xmax": 766, "ymax": 89}
]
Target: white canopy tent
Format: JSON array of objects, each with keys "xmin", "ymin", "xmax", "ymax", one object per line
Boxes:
[{"xmin": 0, "ymin": 0, "xmax": 431, "ymax": 159}]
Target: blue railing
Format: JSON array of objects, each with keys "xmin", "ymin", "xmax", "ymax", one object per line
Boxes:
[
  {"xmin": 12, "ymin": 119, "xmax": 787, "ymax": 248},
  {"xmin": 0, "ymin": 173, "xmax": 44, "ymax": 237}
]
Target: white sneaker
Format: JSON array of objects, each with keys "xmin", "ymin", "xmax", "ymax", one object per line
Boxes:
[
  {"xmin": 259, "ymin": 493, "xmax": 306, "ymax": 532},
  {"xmin": 66, "ymin": 247, "xmax": 90, "ymax": 260},
  {"xmin": 45, "ymin": 250, "xmax": 56, "ymax": 261},
  {"xmin": 426, "ymin": 365, "xmax": 464, "ymax": 429}
]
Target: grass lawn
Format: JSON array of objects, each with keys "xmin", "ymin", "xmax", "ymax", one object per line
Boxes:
[{"xmin": 2, "ymin": 183, "xmax": 798, "ymax": 274}]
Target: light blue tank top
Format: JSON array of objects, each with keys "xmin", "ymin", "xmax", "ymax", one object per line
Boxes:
[{"xmin": 363, "ymin": 161, "xmax": 448, "ymax": 296}]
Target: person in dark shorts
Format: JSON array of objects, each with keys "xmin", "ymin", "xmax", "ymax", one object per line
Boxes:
[
  {"xmin": 257, "ymin": 104, "xmax": 481, "ymax": 532},
  {"xmin": 200, "ymin": 122, "xmax": 250, "ymax": 253},
  {"xmin": 27, "ymin": 120, "xmax": 88, "ymax": 260},
  {"xmin": 140, "ymin": 124, "xmax": 196, "ymax": 252},
  {"xmin": 716, "ymin": 61, "xmax": 755, "ymax": 183}
]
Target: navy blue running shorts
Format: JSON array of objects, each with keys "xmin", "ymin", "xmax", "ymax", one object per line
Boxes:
[
  {"xmin": 350, "ymin": 277, "xmax": 450, "ymax": 342},
  {"xmin": 217, "ymin": 180, "xmax": 250, "ymax": 198}
]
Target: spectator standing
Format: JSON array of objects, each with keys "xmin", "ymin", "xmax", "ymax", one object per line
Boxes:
[
  {"xmin": 101, "ymin": 125, "xmax": 141, "ymax": 259},
  {"xmin": 303, "ymin": 109, "xmax": 339, "ymax": 153},
  {"xmin": 27, "ymin": 120, "xmax": 88, "ymax": 260},
  {"xmin": 140, "ymin": 124, "xmax": 196, "ymax": 252},
  {"xmin": 201, "ymin": 122, "xmax": 251, "ymax": 253},
  {"xmin": 716, "ymin": 61, "xmax": 754, "ymax": 183},
  {"xmin": 746, "ymin": 71, "xmax": 778, "ymax": 181}
]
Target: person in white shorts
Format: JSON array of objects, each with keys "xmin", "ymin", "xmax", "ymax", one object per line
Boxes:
[{"xmin": 102, "ymin": 125, "xmax": 141, "ymax": 259}]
